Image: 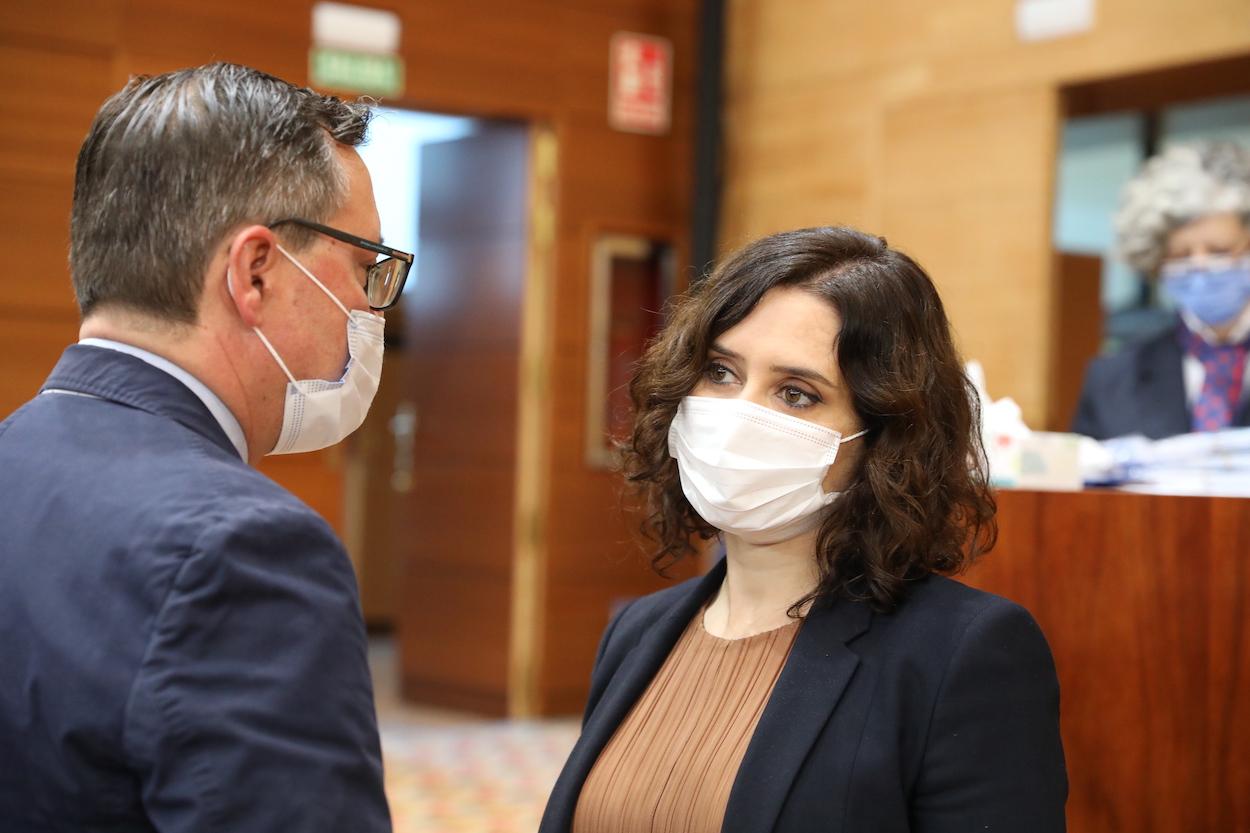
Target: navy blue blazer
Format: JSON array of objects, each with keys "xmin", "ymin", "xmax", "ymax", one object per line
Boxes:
[
  {"xmin": 1072, "ymin": 324, "xmax": 1250, "ymax": 439},
  {"xmin": 0, "ymin": 346, "xmax": 390, "ymax": 832},
  {"xmin": 540, "ymin": 559, "xmax": 1067, "ymax": 833}
]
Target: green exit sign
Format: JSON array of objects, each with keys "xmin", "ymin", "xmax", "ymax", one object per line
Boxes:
[{"xmin": 310, "ymin": 47, "xmax": 404, "ymax": 97}]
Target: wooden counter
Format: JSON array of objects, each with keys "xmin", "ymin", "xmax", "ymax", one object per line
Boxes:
[{"xmin": 964, "ymin": 489, "xmax": 1250, "ymax": 833}]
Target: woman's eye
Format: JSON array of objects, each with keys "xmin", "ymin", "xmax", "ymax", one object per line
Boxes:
[
  {"xmin": 780, "ymin": 386, "xmax": 818, "ymax": 408},
  {"xmin": 705, "ymin": 362, "xmax": 734, "ymax": 385}
]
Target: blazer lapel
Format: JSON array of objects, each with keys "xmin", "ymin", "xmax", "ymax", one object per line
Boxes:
[
  {"xmin": 1133, "ymin": 333, "xmax": 1191, "ymax": 438},
  {"xmin": 722, "ymin": 595, "xmax": 872, "ymax": 833},
  {"xmin": 541, "ymin": 561, "xmax": 727, "ymax": 833}
]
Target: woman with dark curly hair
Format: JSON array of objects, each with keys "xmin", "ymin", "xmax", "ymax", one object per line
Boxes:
[{"xmin": 539, "ymin": 226, "xmax": 1067, "ymax": 833}]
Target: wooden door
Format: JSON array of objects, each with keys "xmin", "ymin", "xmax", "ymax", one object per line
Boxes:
[
  {"xmin": 344, "ymin": 302, "xmax": 415, "ymax": 627},
  {"xmin": 395, "ymin": 124, "xmax": 531, "ymax": 715},
  {"xmin": 1047, "ymin": 252, "xmax": 1103, "ymax": 432}
]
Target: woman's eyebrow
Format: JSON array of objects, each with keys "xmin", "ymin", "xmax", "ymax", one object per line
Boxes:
[
  {"xmin": 771, "ymin": 364, "xmax": 834, "ymax": 387},
  {"xmin": 710, "ymin": 342, "xmax": 834, "ymax": 387}
]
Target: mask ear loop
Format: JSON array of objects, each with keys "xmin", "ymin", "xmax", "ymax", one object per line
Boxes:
[
  {"xmin": 252, "ymin": 328, "xmax": 306, "ymax": 396},
  {"xmin": 228, "ymin": 266, "xmax": 308, "ymax": 397},
  {"xmin": 841, "ymin": 427, "xmax": 870, "ymax": 443},
  {"xmin": 274, "ymin": 244, "xmax": 382, "ymax": 387},
  {"xmin": 275, "ymin": 243, "xmax": 351, "ymax": 318},
  {"xmin": 819, "ymin": 426, "xmax": 870, "ymax": 472}
]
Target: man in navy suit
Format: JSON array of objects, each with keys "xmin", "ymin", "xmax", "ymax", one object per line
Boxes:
[
  {"xmin": 1073, "ymin": 142, "xmax": 1250, "ymax": 440},
  {"xmin": 0, "ymin": 64, "xmax": 411, "ymax": 831}
]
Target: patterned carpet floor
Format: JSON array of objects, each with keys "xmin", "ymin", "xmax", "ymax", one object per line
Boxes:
[
  {"xmin": 381, "ymin": 719, "xmax": 580, "ymax": 833},
  {"xmin": 371, "ymin": 637, "xmax": 580, "ymax": 832}
]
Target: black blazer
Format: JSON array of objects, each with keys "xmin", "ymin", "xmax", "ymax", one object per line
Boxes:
[
  {"xmin": 0, "ymin": 347, "xmax": 389, "ymax": 832},
  {"xmin": 540, "ymin": 559, "xmax": 1066, "ymax": 833},
  {"xmin": 1072, "ymin": 323, "xmax": 1250, "ymax": 439}
]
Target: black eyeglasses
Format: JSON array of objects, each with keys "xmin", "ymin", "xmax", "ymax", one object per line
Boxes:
[{"xmin": 269, "ymin": 218, "xmax": 414, "ymax": 311}]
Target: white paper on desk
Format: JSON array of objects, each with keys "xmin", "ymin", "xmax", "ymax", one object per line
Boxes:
[
  {"xmin": 1117, "ymin": 469, "xmax": 1250, "ymax": 498},
  {"xmin": 1098, "ymin": 428, "xmax": 1250, "ymax": 495},
  {"xmin": 1104, "ymin": 428, "xmax": 1250, "ymax": 468}
]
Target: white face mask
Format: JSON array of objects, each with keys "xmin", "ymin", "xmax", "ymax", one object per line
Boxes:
[
  {"xmin": 246, "ymin": 244, "xmax": 385, "ymax": 455},
  {"xmin": 667, "ymin": 395, "xmax": 867, "ymax": 545}
]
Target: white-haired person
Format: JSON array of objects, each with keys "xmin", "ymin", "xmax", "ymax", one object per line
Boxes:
[{"xmin": 1073, "ymin": 140, "xmax": 1250, "ymax": 439}]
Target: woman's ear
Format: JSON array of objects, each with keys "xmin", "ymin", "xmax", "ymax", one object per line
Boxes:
[{"xmin": 224, "ymin": 225, "xmax": 281, "ymax": 328}]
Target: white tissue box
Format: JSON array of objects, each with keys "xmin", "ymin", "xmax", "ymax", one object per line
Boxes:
[{"xmin": 989, "ymin": 431, "xmax": 1084, "ymax": 491}]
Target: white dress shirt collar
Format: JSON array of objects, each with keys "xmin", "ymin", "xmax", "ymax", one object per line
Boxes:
[
  {"xmin": 78, "ymin": 338, "xmax": 249, "ymax": 461},
  {"xmin": 1180, "ymin": 303, "xmax": 1250, "ymax": 347}
]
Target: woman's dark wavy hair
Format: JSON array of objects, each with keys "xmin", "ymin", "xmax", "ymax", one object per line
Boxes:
[{"xmin": 622, "ymin": 226, "xmax": 997, "ymax": 613}]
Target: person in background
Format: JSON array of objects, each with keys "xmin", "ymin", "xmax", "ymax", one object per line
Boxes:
[
  {"xmin": 0, "ymin": 63, "xmax": 412, "ymax": 831},
  {"xmin": 1073, "ymin": 140, "xmax": 1250, "ymax": 439},
  {"xmin": 541, "ymin": 227, "xmax": 1067, "ymax": 833}
]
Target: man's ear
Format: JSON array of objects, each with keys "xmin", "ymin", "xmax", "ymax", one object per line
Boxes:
[{"xmin": 224, "ymin": 225, "xmax": 282, "ymax": 328}]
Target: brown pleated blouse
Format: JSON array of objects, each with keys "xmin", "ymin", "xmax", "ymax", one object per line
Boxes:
[{"xmin": 571, "ymin": 608, "xmax": 802, "ymax": 833}]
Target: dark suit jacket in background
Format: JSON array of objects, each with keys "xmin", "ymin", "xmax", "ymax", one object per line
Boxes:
[
  {"xmin": 0, "ymin": 346, "xmax": 390, "ymax": 832},
  {"xmin": 1072, "ymin": 324, "xmax": 1250, "ymax": 440},
  {"xmin": 540, "ymin": 559, "xmax": 1067, "ymax": 833}
]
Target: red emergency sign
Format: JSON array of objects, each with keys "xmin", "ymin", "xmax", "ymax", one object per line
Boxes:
[{"xmin": 609, "ymin": 32, "xmax": 673, "ymax": 135}]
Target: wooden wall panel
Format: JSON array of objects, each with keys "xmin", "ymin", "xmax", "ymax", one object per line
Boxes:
[
  {"xmin": 0, "ymin": 312, "xmax": 80, "ymax": 417},
  {"xmin": 399, "ymin": 563, "xmax": 513, "ymax": 716},
  {"xmin": 724, "ymin": 0, "xmax": 1250, "ymax": 426},
  {"xmin": 1065, "ymin": 53, "xmax": 1250, "ymax": 117},
  {"xmin": 391, "ymin": 3, "xmax": 696, "ymax": 121},
  {"xmin": 0, "ymin": 176, "xmax": 80, "ymax": 315},
  {"xmin": 0, "ymin": 44, "xmax": 113, "ymax": 182},
  {"xmin": 878, "ymin": 84, "xmax": 1059, "ymax": 412},
  {"xmin": 116, "ymin": 0, "xmax": 310, "ymax": 82},
  {"xmin": 0, "ymin": 27, "xmax": 114, "ymax": 416},
  {"xmin": 0, "ymin": 0, "xmax": 120, "ymax": 53}
]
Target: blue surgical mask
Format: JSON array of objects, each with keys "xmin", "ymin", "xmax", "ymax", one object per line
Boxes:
[{"xmin": 1160, "ymin": 256, "xmax": 1250, "ymax": 328}]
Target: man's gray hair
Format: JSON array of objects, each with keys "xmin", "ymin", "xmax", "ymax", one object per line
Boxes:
[
  {"xmin": 70, "ymin": 62, "xmax": 372, "ymax": 323},
  {"xmin": 1115, "ymin": 140, "xmax": 1250, "ymax": 274}
]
